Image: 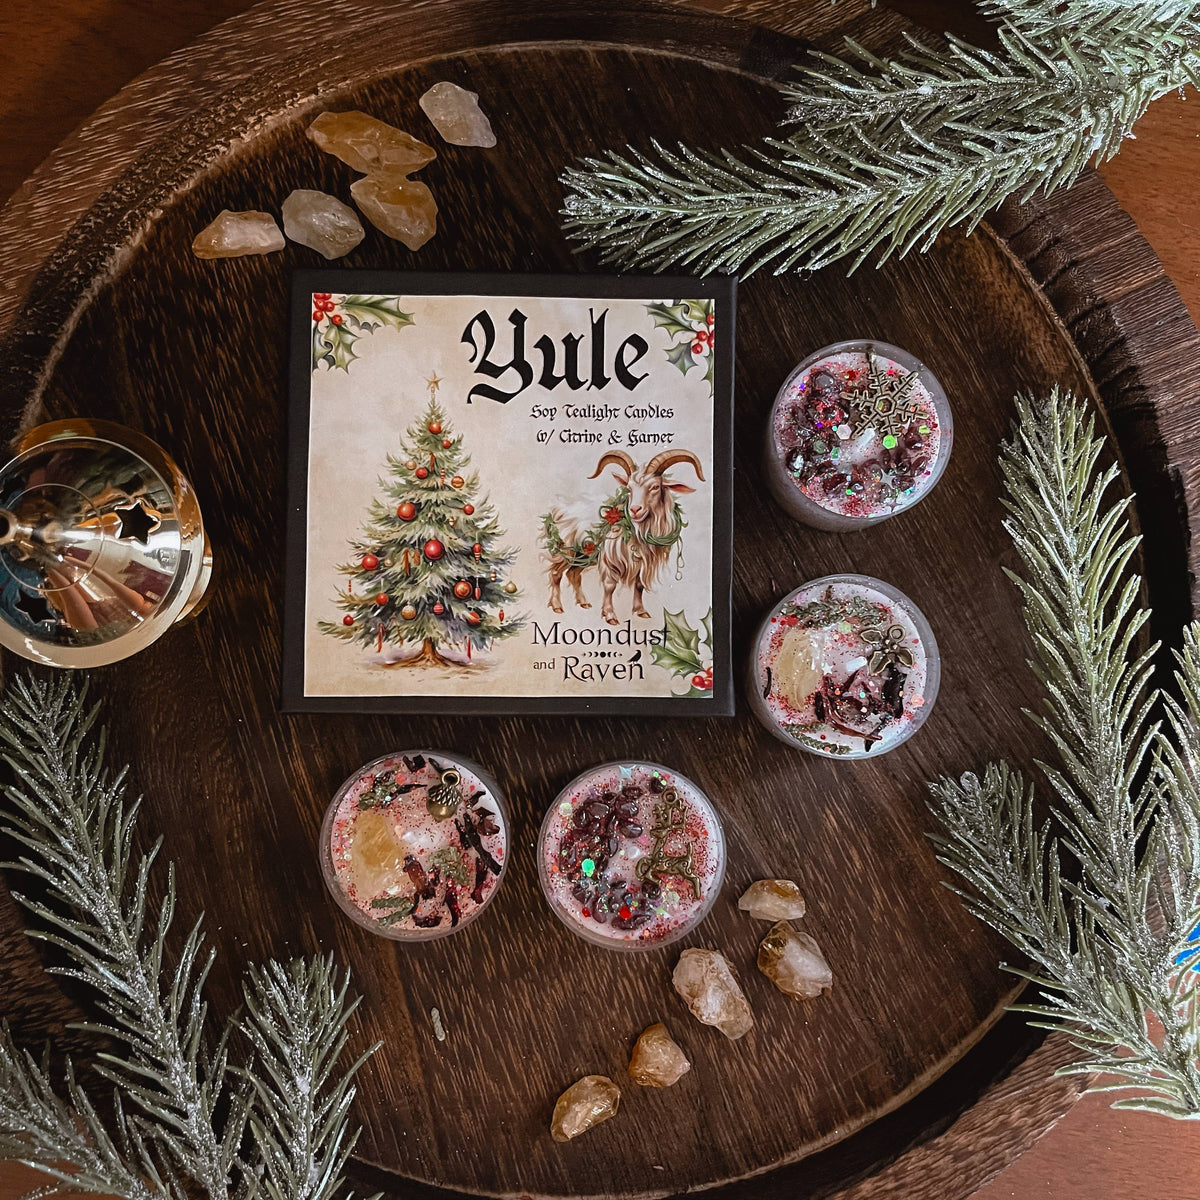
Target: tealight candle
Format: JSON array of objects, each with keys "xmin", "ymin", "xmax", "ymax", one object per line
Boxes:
[
  {"xmin": 765, "ymin": 340, "xmax": 952, "ymax": 530},
  {"xmin": 748, "ymin": 574, "xmax": 940, "ymax": 758},
  {"xmin": 320, "ymin": 750, "xmax": 508, "ymax": 940},
  {"xmin": 537, "ymin": 761, "xmax": 725, "ymax": 951}
]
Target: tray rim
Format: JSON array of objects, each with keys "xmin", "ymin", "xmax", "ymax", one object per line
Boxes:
[{"xmin": 1, "ymin": 1, "xmax": 1197, "ymax": 1196}]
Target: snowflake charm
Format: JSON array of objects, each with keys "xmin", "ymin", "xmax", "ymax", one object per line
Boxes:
[
  {"xmin": 860, "ymin": 623, "xmax": 915, "ymax": 674},
  {"xmin": 848, "ymin": 350, "xmax": 924, "ymax": 443}
]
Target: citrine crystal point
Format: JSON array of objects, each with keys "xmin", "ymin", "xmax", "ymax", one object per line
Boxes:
[
  {"xmin": 281, "ymin": 189, "xmax": 365, "ymax": 260},
  {"xmin": 672, "ymin": 948, "xmax": 754, "ymax": 1040},
  {"xmin": 419, "ymin": 81, "xmax": 497, "ymax": 147},
  {"xmin": 758, "ymin": 921, "xmax": 833, "ymax": 999},
  {"xmin": 628, "ymin": 1023, "xmax": 691, "ymax": 1088},
  {"xmin": 550, "ymin": 1075, "xmax": 620, "ymax": 1142},
  {"xmin": 350, "ymin": 175, "xmax": 438, "ymax": 251},
  {"xmin": 191, "ymin": 210, "xmax": 284, "ymax": 258},
  {"xmin": 346, "ymin": 807, "xmax": 406, "ymax": 899},
  {"xmin": 738, "ymin": 878, "xmax": 807, "ymax": 921},
  {"xmin": 306, "ymin": 109, "xmax": 437, "ymax": 176}
]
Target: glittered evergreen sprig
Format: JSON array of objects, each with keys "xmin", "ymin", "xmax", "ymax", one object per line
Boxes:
[
  {"xmin": 0, "ymin": 675, "xmax": 378, "ymax": 1197},
  {"xmin": 560, "ymin": 0, "xmax": 1200, "ymax": 275},
  {"xmin": 928, "ymin": 387, "xmax": 1200, "ymax": 1118}
]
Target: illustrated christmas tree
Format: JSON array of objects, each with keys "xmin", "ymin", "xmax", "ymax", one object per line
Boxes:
[{"xmin": 319, "ymin": 380, "xmax": 525, "ymax": 665}]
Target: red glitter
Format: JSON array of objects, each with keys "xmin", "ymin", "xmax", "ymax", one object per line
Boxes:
[
  {"xmin": 619, "ymin": 905, "xmax": 633, "ymax": 920},
  {"xmin": 581, "ymin": 908, "xmax": 590, "ymax": 918}
]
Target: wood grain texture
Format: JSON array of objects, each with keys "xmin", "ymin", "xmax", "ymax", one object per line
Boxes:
[{"xmin": 0, "ymin": 2, "xmax": 1197, "ymax": 1199}]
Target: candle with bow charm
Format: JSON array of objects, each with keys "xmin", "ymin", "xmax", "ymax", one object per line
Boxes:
[
  {"xmin": 320, "ymin": 750, "xmax": 508, "ymax": 940},
  {"xmin": 537, "ymin": 761, "xmax": 725, "ymax": 950},
  {"xmin": 748, "ymin": 574, "xmax": 940, "ymax": 758},
  {"xmin": 765, "ymin": 341, "xmax": 953, "ymax": 531}
]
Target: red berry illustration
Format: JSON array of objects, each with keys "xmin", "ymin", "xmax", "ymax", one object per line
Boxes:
[
  {"xmin": 706, "ymin": 313, "xmax": 714, "ymax": 326},
  {"xmin": 312, "ymin": 310, "xmax": 323, "ymax": 322},
  {"xmin": 361, "ymin": 553, "xmax": 379, "ymax": 570},
  {"xmin": 428, "ymin": 421, "xmax": 442, "ymax": 434},
  {"xmin": 462, "ymin": 503, "xmax": 475, "ymax": 515},
  {"xmin": 331, "ymin": 314, "xmax": 344, "ymax": 325},
  {"xmin": 342, "ymin": 615, "xmax": 354, "ymax": 626},
  {"xmin": 374, "ymin": 594, "xmax": 389, "ymax": 606},
  {"xmin": 442, "ymin": 438, "xmax": 452, "ymax": 448},
  {"xmin": 396, "ymin": 501, "xmax": 417, "ymax": 520},
  {"xmin": 691, "ymin": 340, "xmax": 704, "ymax": 355},
  {"xmin": 414, "ymin": 467, "xmax": 429, "ymax": 479},
  {"xmin": 691, "ymin": 674, "xmax": 707, "ymax": 689}
]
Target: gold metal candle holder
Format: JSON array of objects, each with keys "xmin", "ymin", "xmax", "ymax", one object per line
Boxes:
[{"xmin": 0, "ymin": 419, "xmax": 211, "ymax": 668}]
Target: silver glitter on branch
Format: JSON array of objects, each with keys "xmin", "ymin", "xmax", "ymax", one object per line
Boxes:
[
  {"xmin": 560, "ymin": 1, "xmax": 1200, "ymax": 276},
  {"xmin": 0, "ymin": 676, "xmax": 377, "ymax": 1198},
  {"xmin": 927, "ymin": 387, "xmax": 1200, "ymax": 1118}
]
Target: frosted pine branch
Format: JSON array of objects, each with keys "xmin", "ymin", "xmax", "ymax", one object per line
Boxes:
[
  {"xmin": 560, "ymin": 1, "xmax": 1200, "ymax": 275},
  {"xmin": 928, "ymin": 387, "xmax": 1200, "ymax": 1118},
  {"xmin": 0, "ymin": 676, "xmax": 377, "ymax": 1197},
  {"xmin": 0, "ymin": 677, "xmax": 238, "ymax": 1198},
  {"xmin": 0, "ymin": 1024, "xmax": 167, "ymax": 1200},
  {"xmin": 241, "ymin": 959, "xmax": 377, "ymax": 1200}
]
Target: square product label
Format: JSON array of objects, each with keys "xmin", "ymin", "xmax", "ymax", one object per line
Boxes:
[{"xmin": 283, "ymin": 271, "xmax": 735, "ymax": 716}]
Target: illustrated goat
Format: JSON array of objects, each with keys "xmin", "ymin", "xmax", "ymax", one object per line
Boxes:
[{"xmin": 542, "ymin": 449, "xmax": 705, "ymax": 626}]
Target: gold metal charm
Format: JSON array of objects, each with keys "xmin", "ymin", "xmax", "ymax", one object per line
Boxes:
[
  {"xmin": 426, "ymin": 768, "xmax": 465, "ymax": 820},
  {"xmin": 848, "ymin": 349, "xmax": 924, "ymax": 441},
  {"xmin": 636, "ymin": 787, "xmax": 702, "ymax": 898},
  {"xmin": 860, "ymin": 623, "xmax": 915, "ymax": 674}
]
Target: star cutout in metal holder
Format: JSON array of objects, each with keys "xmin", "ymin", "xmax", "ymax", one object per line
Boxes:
[
  {"xmin": 113, "ymin": 498, "xmax": 161, "ymax": 545},
  {"xmin": 848, "ymin": 349, "xmax": 925, "ymax": 441},
  {"xmin": 15, "ymin": 588, "xmax": 53, "ymax": 625}
]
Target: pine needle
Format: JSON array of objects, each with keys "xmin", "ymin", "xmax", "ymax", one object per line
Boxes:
[
  {"xmin": 560, "ymin": 1, "xmax": 1200, "ymax": 275},
  {"xmin": 0, "ymin": 676, "xmax": 377, "ymax": 1197},
  {"xmin": 928, "ymin": 387, "xmax": 1200, "ymax": 1118}
]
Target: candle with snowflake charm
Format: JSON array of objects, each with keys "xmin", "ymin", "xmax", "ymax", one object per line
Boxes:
[
  {"xmin": 765, "ymin": 340, "xmax": 952, "ymax": 530},
  {"xmin": 748, "ymin": 574, "xmax": 941, "ymax": 758},
  {"xmin": 320, "ymin": 751, "xmax": 508, "ymax": 940},
  {"xmin": 537, "ymin": 761, "xmax": 725, "ymax": 950}
]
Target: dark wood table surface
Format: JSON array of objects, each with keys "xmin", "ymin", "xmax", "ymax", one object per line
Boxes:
[{"xmin": 2, "ymin": 2, "xmax": 1199, "ymax": 1197}]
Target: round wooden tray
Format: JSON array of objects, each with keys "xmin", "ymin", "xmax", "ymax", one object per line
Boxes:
[{"xmin": 1, "ymin": 2, "xmax": 1197, "ymax": 1198}]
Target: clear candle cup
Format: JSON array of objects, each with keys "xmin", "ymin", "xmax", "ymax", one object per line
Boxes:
[
  {"xmin": 537, "ymin": 760, "xmax": 725, "ymax": 951},
  {"xmin": 765, "ymin": 340, "xmax": 953, "ymax": 531},
  {"xmin": 320, "ymin": 749, "xmax": 509, "ymax": 941},
  {"xmin": 747, "ymin": 574, "xmax": 940, "ymax": 759}
]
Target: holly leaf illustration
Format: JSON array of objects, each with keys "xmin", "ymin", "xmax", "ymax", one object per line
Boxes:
[
  {"xmin": 700, "ymin": 606, "xmax": 713, "ymax": 652},
  {"xmin": 665, "ymin": 339, "xmax": 698, "ymax": 376},
  {"xmin": 646, "ymin": 300, "xmax": 700, "ymax": 337},
  {"xmin": 651, "ymin": 607, "xmax": 705, "ymax": 677},
  {"xmin": 316, "ymin": 323, "xmax": 362, "ymax": 371},
  {"xmin": 339, "ymin": 294, "xmax": 415, "ymax": 332}
]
